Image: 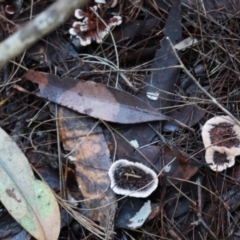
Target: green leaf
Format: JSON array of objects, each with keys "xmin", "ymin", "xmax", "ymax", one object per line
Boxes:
[{"xmin": 0, "ymin": 127, "xmax": 60, "ymax": 240}]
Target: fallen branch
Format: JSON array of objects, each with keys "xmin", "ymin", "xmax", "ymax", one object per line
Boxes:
[{"xmin": 0, "ymin": 0, "xmax": 86, "ymax": 68}]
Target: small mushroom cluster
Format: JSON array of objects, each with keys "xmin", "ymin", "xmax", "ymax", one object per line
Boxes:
[
  {"xmin": 202, "ymin": 116, "xmax": 240, "ymax": 171},
  {"xmin": 69, "ymin": 0, "xmax": 122, "ymax": 46},
  {"xmin": 108, "ymin": 159, "xmax": 158, "ymax": 198}
]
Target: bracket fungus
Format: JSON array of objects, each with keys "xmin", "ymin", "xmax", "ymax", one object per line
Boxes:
[
  {"xmin": 108, "ymin": 159, "xmax": 158, "ymax": 198},
  {"xmin": 69, "ymin": 2, "xmax": 122, "ymax": 46},
  {"xmin": 202, "ymin": 116, "xmax": 240, "ymax": 171}
]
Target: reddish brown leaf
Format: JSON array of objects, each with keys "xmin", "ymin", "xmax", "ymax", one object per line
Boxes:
[
  {"xmin": 24, "ymin": 70, "xmax": 168, "ymax": 124},
  {"xmin": 160, "ymin": 147, "xmax": 199, "ymax": 185}
]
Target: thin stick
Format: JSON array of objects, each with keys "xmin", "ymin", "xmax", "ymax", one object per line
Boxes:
[
  {"xmin": 191, "ymin": 177, "xmax": 216, "ymax": 239},
  {"xmin": 166, "ymin": 37, "xmax": 240, "ymax": 126}
]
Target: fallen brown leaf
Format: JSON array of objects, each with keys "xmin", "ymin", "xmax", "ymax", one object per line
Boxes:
[
  {"xmin": 58, "ymin": 107, "xmax": 117, "ymax": 236},
  {"xmin": 24, "ymin": 70, "xmax": 168, "ymax": 124}
]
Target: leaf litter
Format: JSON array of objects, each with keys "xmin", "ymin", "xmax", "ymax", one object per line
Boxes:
[{"xmin": 1, "ymin": 0, "xmax": 240, "ymax": 239}]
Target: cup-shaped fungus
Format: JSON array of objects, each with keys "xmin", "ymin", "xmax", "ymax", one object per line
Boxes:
[
  {"xmin": 202, "ymin": 116, "xmax": 240, "ymax": 171},
  {"xmin": 108, "ymin": 159, "xmax": 158, "ymax": 198}
]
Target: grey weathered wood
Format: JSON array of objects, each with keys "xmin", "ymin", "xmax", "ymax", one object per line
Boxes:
[{"xmin": 0, "ymin": 0, "xmax": 86, "ymax": 68}]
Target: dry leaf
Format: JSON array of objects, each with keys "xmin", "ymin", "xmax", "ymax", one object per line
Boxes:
[
  {"xmin": 58, "ymin": 107, "xmax": 116, "ymax": 235},
  {"xmin": 160, "ymin": 147, "xmax": 199, "ymax": 185},
  {"xmin": 24, "ymin": 70, "xmax": 167, "ymax": 124},
  {"xmin": 139, "ymin": 0, "xmax": 182, "ymax": 110}
]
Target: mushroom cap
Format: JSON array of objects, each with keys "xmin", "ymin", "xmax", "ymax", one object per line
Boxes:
[
  {"xmin": 108, "ymin": 159, "xmax": 158, "ymax": 198},
  {"xmin": 202, "ymin": 115, "xmax": 240, "ymax": 171}
]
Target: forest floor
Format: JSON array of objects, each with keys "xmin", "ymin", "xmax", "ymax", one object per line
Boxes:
[{"xmin": 1, "ymin": 0, "xmax": 240, "ymax": 239}]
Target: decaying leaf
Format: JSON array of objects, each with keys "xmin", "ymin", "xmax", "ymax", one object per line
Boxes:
[
  {"xmin": 139, "ymin": 0, "xmax": 182, "ymax": 110},
  {"xmin": 0, "ymin": 127, "xmax": 60, "ymax": 240},
  {"xmin": 163, "ymin": 64, "xmax": 207, "ymax": 131},
  {"xmin": 24, "ymin": 70, "xmax": 168, "ymax": 124},
  {"xmin": 163, "ymin": 105, "xmax": 205, "ymax": 131},
  {"xmin": 115, "ymin": 19, "xmax": 159, "ymax": 41},
  {"xmin": 160, "ymin": 147, "xmax": 199, "ymax": 185},
  {"xmin": 58, "ymin": 107, "xmax": 117, "ymax": 235},
  {"xmin": 164, "ymin": 185, "xmax": 197, "ymax": 220},
  {"xmin": 115, "ymin": 199, "xmax": 152, "ymax": 230}
]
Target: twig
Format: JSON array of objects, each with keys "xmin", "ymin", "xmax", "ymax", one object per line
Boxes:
[
  {"xmin": 166, "ymin": 37, "xmax": 240, "ymax": 126},
  {"xmin": 0, "ymin": 0, "xmax": 87, "ymax": 68},
  {"xmin": 191, "ymin": 177, "xmax": 216, "ymax": 239}
]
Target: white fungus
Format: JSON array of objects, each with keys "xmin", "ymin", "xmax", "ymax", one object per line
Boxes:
[
  {"xmin": 108, "ymin": 159, "xmax": 158, "ymax": 198},
  {"xmin": 201, "ymin": 116, "xmax": 240, "ymax": 171},
  {"xmin": 69, "ymin": 4, "xmax": 122, "ymax": 46}
]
